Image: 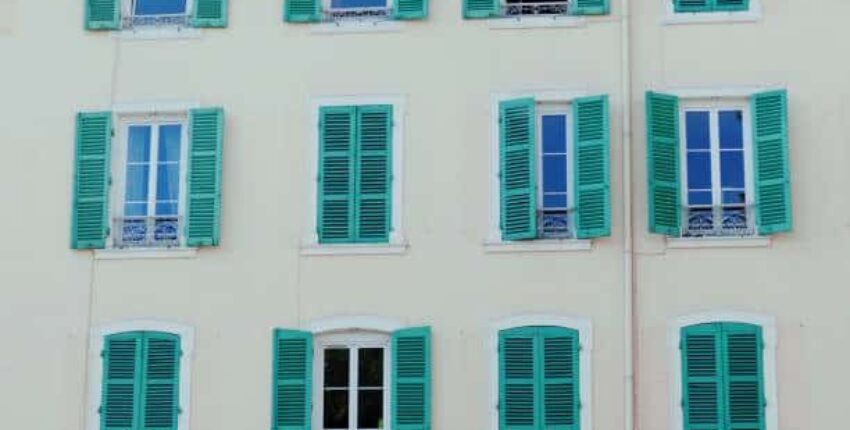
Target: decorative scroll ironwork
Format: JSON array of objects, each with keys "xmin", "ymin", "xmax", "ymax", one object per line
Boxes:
[
  {"xmin": 538, "ymin": 210, "xmax": 572, "ymax": 239},
  {"xmin": 322, "ymin": 7, "xmax": 393, "ymax": 22},
  {"xmin": 502, "ymin": 1, "xmax": 571, "ymax": 17},
  {"xmin": 683, "ymin": 207, "xmax": 754, "ymax": 237},
  {"xmin": 123, "ymin": 14, "xmax": 190, "ymax": 29},
  {"xmin": 114, "ymin": 216, "xmax": 182, "ymax": 248}
]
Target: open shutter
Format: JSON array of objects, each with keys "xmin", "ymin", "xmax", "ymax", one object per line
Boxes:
[
  {"xmin": 395, "ymin": 0, "xmax": 428, "ymax": 20},
  {"xmin": 752, "ymin": 90, "xmax": 792, "ymax": 235},
  {"xmin": 674, "ymin": 0, "xmax": 712, "ymax": 13},
  {"xmin": 571, "ymin": 0, "xmax": 609, "ymax": 15},
  {"xmin": 499, "ymin": 327, "xmax": 537, "ymax": 430},
  {"xmin": 72, "ymin": 112, "xmax": 112, "ymax": 249},
  {"xmin": 573, "ymin": 95, "xmax": 611, "ymax": 239},
  {"xmin": 285, "ymin": 0, "xmax": 321, "ymax": 22},
  {"xmin": 191, "ymin": 0, "xmax": 228, "ymax": 27},
  {"xmin": 102, "ymin": 332, "xmax": 142, "ymax": 430},
  {"xmin": 140, "ymin": 333, "xmax": 181, "ymax": 430},
  {"xmin": 318, "ymin": 106, "xmax": 357, "ymax": 243},
  {"xmin": 186, "ymin": 107, "xmax": 224, "ymax": 247},
  {"xmin": 646, "ymin": 91, "xmax": 681, "ymax": 236},
  {"xmin": 540, "ymin": 327, "xmax": 580, "ymax": 430},
  {"xmin": 273, "ymin": 329, "xmax": 313, "ymax": 430},
  {"xmin": 723, "ymin": 323, "xmax": 765, "ymax": 430},
  {"xmin": 85, "ymin": 0, "xmax": 120, "ymax": 30},
  {"xmin": 463, "ymin": 0, "xmax": 498, "ymax": 18},
  {"xmin": 355, "ymin": 105, "xmax": 393, "ymax": 243},
  {"xmin": 681, "ymin": 324, "xmax": 724, "ymax": 430},
  {"xmin": 392, "ymin": 327, "xmax": 431, "ymax": 430},
  {"xmin": 499, "ymin": 98, "xmax": 537, "ymax": 241}
]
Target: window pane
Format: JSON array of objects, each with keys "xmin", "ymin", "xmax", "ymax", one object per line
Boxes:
[
  {"xmin": 719, "ymin": 110, "xmax": 744, "ymax": 149},
  {"xmin": 722, "ymin": 190, "xmax": 746, "ymax": 205},
  {"xmin": 541, "ymin": 114, "xmax": 567, "ymax": 154},
  {"xmin": 357, "ymin": 390, "xmax": 383, "ymax": 429},
  {"xmin": 124, "ymin": 202, "xmax": 148, "ymax": 217},
  {"xmin": 135, "ymin": 0, "xmax": 188, "ymax": 15},
  {"xmin": 324, "ymin": 348, "xmax": 349, "ymax": 388},
  {"xmin": 127, "ymin": 126, "xmax": 151, "ymax": 163},
  {"xmin": 685, "ymin": 111, "xmax": 710, "ymax": 150},
  {"xmin": 323, "ymin": 390, "xmax": 349, "ymax": 429},
  {"xmin": 331, "ymin": 0, "xmax": 386, "ymax": 8},
  {"xmin": 720, "ymin": 151, "xmax": 745, "ymax": 188},
  {"xmin": 155, "ymin": 202, "xmax": 178, "ymax": 216},
  {"xmin": 158, "ymin": 125, "xmax": 182, "ymax": 162},
  {"xmin": 358, "ymin": 348, "xmax": 384, "ymax": 388},
  {"xmin": 688, "ymin": 191, "xmax": 712, "ymax": 206},
  {"xmin": 125, "ymin": 165, "xmax": 150, "ymax": 202},
  {"xmin": 686, "ymin": 152, "xmax": 711, "ymax": 190},
  {"xmin": 543, "ymin": 194, "xmax": 567, "ymax": 209},
  {"xmin": 542, "ymin": 154, "xmax": 567, "ymax": 194},
  {"xmin": 156, "ymin": 164, "xmax": 180, "ymax": 201}
]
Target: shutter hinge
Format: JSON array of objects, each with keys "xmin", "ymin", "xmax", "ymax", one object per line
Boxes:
[
  {"xmin": 679, "ymin": 339, "xmax": 683, "ymax": 350},
  {"xmin": 98, "ymin": 406, "xmax": 102, "ymax": 414},
  {"xmin": 179, "ymin": 349, "xmax": 184, "ymax": 357},
  {"xmin": 106, "ymin": 227, "xmax": 111, "ymax": 236},
  {"xmin": 578, "ymin": 344, "xmax": 583, "ymax": 352},
  {"xmin": 577, "ymin": 400, "xmax": 582, "ymax": 409},
  {"xmin": 178, "ymin": 406, "xmax": 183, "ymax": 415},
  {"xmin": 110, "ymin": 128, "xmax": 115, "ymax": 137},
  {"xmin": 680, "ymin": 399, "xmax": 685, "ymax": 407},
  {"xmin": 100, "ymin": 349, "xmax": 106, "ymax": 357}
]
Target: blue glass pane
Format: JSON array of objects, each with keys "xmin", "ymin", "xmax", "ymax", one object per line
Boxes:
[
  {"xmin": 685, "ymin": 111, "xmax": 710, "ymax": 150},
  {"xmin": 127, "ymin": 126, "xmax": 151, "ymax": 163},
  {"xmin": 686, "ymin": 152, "xmax": 711, "ymax": 189},
  {"xmin": 720, "ymin": 151, "xmax": 745, "ymax": 188},
  {"xmin": 157, "ymin": 164, "xmax": 180, "ymax": 201},
  {"xmin": 719, "ymin": 110, "xmax": 744, "ymax": 149},
  {"xmin": 541, "ymin": 115, "xmax": 567, "ymax": 153},
  {"xmin": 723, "ymin": 190, "xmax": 746, "ymax": 205},
  {"xmin": 543, "ymin": 194, "xmax": 567, "ymax": 209},
  {"xmin": 135, "ymin": 0, "xmax": 187, "ymax": 15},
  {"xmin": 124, "ymin": 202, "xmax": 148, "ymax": 217},
  {"xmin": 156, "ymin": 202, "xmax": 179, "ymax": 216},
  {"xmin": 125, "ymin": 165, "xmax": 149, "ymax": 201},
  {"xmin": 158, "ymin": 125, "xmax": 182, "ymax": 162},
  {"xmin": 331, "ymin": 0, "xmax": 386, "ymax": 8},
  {"xmin": 688, "ymin": 191, "xmax": 712, "ymax": 206},
  {"xmin": 542, "ymin": 154, "xmax": 567, "ymax": 193}
]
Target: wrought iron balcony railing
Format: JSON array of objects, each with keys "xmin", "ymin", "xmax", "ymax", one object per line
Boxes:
[
  {"xmin": 682, "ymin": 206, "xmax": 755, "ymax": 238},
  {"xmin": 113, "ymin": 216, "xmax": 183, "ymax": 248},
  {"xmin": 538, "ymin": 209, "xmax": 572, "ymax": 239},
  {"xmin": 122, "ymin": 14, "xmax": 190, "ymax": 29},
  {"xmin": 502, "ymin": 1, "xmax": 571, "ymax": 17},
  {"xmin": 322, "ymin": 7, "xmax": 393, "ymax": 23}
]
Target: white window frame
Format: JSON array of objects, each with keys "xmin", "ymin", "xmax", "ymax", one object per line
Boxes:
[
  {"xmin": 303, "ymin": 95, "xmax": 407, "ymax": 256},
  {"xmin": 536, "ymin": 103, "xmax": 576, "ymax": 240},
  {"xmin": 489, "ymin": 314, "xmax": 593, "ymax": 430},
  {"xmin": 663, "ymin": 0, "xmax": 762, "ymax": 25},
  {"xmin": 678, "ymin": 98, "xmax": 755, "ymax": 238},
  {"xmin": 86, "ymin": 320, "xmax": 195, "ymax": 430},
  {"xmin": 110, "ymin": 112, "xmax": 191, "ymax": 249},
  {"xmin": 668, "ymin": 312, "xmax": 778, "ymax": 430},
  {"xmin": 122, "ymin": 0, "xmax": 194, "ymax": 22}
]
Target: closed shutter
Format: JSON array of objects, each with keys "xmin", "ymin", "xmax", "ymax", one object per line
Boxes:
[
  {"xmin": 540, "ymin": 327, "xmax": 580, "ymax": 430},
  {"xmin": 723, "ymin": 323, "xmax": 765, "ymax": 430},
  {"xmin": 751, "ymin": 90, "xmax": 792, "ymax": 235},
  {"xmin": 285, "ymin": 0, "xmax": 321, "ymax": 22},
  {"xmin": 646, "ymin": 91, "xmax": 681, "ymax": 236},
  {"xmin": 85, "ymin": 0, "xmax": 120, "ymax": 30},
  {"xmin": 674, "ymin": 0, "xmax": 712, "ymax": 13},
  {"xmin": 355, "ymin": 105, "xmax": 393, "ymax": 243},
  {"xmin": 191, "ymin": 0, "xmax": 229, "ymax": 28},
  {"xmin": 273, "ymin": 329, "xmax": 313, "ymax": 430},
  {"xmin": 573, "ymin": 95, "xmax": 611, "ymax": 239},
  {"xmin": 499, "ymin": 327, "xmax": 537, "ymax": 430},
  {"xmin": 318, "ymin": 106, "xmax": 357, "ymax": 243},
  {"xmin": 571, "ymin": 0, "xmax": 609, "ymax": 15},
  {"xmin": 140, "ymin": 333, "xmax": 181, "ymax": 430},
  {"xmin": 102, "ymin": 332, "xmax": 143, "ymax": 430},
  {"xmin": 395, "ymin": 0, "xmax": 428, "ymax": 20},
  {"xmin": 463, "ymin": 0, "xmax": 498, "ymax": 18},
  {"xmin": 186, "ymin": 107, "xmax": 225, "ymax": 247},
  {"xmin": 715, "ymin": 0, "xmax": 748, "ymax": 11},
  {"xmin": 499, "ymin": 98, "xmax": 538, "ymax": 241},
  {"xmin": 72, "ymin": 112, "xmax": 112, "ymax": 250},
  {"xmin": 392, "ymin": 327, "xmax": 431, "ymax": 430},
  {"xmin": 681, "ymin": 324, "xmax": 724, "ymax": 430}
]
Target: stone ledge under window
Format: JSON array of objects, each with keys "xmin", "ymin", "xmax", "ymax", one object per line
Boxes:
[
  {"xmin": 311, "ymin": 20, "xmax": 405, "ymax": 35},
  {"xmin": 484, "ymin": 239, "xmax": 592, "ymax": 253},
  {"xmin": 665, "ymin": 236, "xmax": 771, "ymax": 249},
  {"xmin": 114, "ymin": 26, "xmax": 202, "ymax": 40},
  {"xmin": 94, "ymin": 248, "xmax": 198, "ymax": 260},
  {"xmin": 663, "ymin": 9, "xmax": 761, "ymax": 25},
  {"xmin": 300, "ymin": 242, "xmax": 409, "ymax": 256},
  {"xmin": 489, "ymin": 15, "xmax": 586, "ymax": 30}
]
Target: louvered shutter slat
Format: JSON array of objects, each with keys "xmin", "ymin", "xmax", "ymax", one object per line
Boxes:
[
  {"xmin": 723, "ymin": 323, "xmax": 765, "ymax": 430},
  {"xmin": 499, "ymin": 98, "xmax": 537, "ymax": 241},
  {"xmin": 573, "ymin": 95, "xmax": 611, "ymax": 239},
  {"xmin": 395, "ymin": 0, "xmax": 428, "ymax": 20},
  {"xmin": 86, "ymin": 0, "xmax": 120, "ymax": 30},
  {"xmin": 646, "ymin": 91, "xmax": 681, "ymax": 236},
  {"xmin": 392, "ymin": 327, "xmax": 431, "ymax": 430},
  {"xmin": 186, "ymin": 108, "xmax": 224, "ymax": 247},
  {"xmin": 102, "ymin": 333, "xmax": 142, "ymax": 430},
  {"xmin": 319, "ymin": 107, "xmax": 357, "ymax": 243},
  {"xmin": 463, "ymin": 0, "xmax": 498, "ymax": 18},
  {"xmin": 191, "ymin": 0, "xmax": 228, "ymax": 27},
  {"xmin": 140, "ymin": 333, "xmax": 180, "ymax": 430},
  {"xmin": 571, "ymin": 0, "xmax": 609, "ymax": 15},
  {"xmin": 715, "ymin": 0, "xmax": 748, "ymax": 11},
  {"xmin": 72, "ymin": 112, "xmax": 112, "ymax": 249},
  {"xmin": 499, "ymin": 328, "xmax": 537, "ymax": 430},
  {"xmin": 681, "ymin": 324, "xmax": 724, "ymax": 430},
  {"xmin": 752, "ymin": 90, "xmax": 792, "ymax": 235},
  {"xmin": 273, "ymin": 329, "xmax": 313, "ymax": 430},
  {"xmin": 285, "ymin": 0, "xmax": 321, "ymax": 22},
  {"xmin": 356, "ymin": 105, "xmax": 393, "ymax": 243},
  {"xmin": 540, "ymin": 327, "xmax": 580, "ymax": 430},
  {"xmin": 674, "ymin": 0, "xmax": 712, "ymax": 13}
]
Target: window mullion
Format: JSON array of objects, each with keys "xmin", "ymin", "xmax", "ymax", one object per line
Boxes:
[
  {"xmin": 350, "ymin": 346, "xmax": 359, "ymax": 430},
  {"xmin": 148, "ymin": 124, "xmax": 160, "ymax": 220},
  {"xmin": 709, "ymin": 109, "xmax": 722, "ymax": 231}
]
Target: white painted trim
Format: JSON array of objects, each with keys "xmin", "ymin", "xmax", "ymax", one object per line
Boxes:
[
  {"xmin": 483, "ymin": 239, "xmax": 592, "ymax": 253},
  {"xmin": 489, "ymin": 15, "xmax": 586, "ymax": 30},
  {"xmin": 663, "ymin": 0, "xmax": 761, "ymax": 25},
  {"xmin": 94, "ymin": 248, "xmax": 198, "ymax": 260},
  {"xmin": 665, "ymin": 236, "xmax": 770, "ymax": 249},
  {"xmin": 489, "ymin": 314, "xmax": 593, "ymax": 430},
  {"xmin": 111, "ymin": 101, "xmax": 201, "ymax": 115},
  {"xmin": 300, "ymin": 243, "xmax": 408, "ymax": 256},
  {"xmin": 668, "ymin": 312, "xmax": 778, "ymax": 430},
  {"xmin": 311, "ymin": 20, "xmax": 404, "ymax": 34},
  {"xmin": 86, "ymin": 320, "xmax": 195, "ymax": 430},
  {"xmin": 305, "ymin": 95, "xmax": 407, "ymax": 247},
  {"xmin": 663, "ymin": 87, "xmax": 780, "ymax": 100},
  {"xmin": 307, "ymin": 315, "xmax": 405, "ymax": 334}
]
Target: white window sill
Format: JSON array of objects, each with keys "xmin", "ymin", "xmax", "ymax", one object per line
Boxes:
[
  {"xmin": 311, "ymin": 20, "xmax": 404, "ymax": 35},
  {"xmin": 489, "ymin": 15, "xmax": 585, "ymax": 30},
  {"xmin": 94, "ymin": 248, "xmax": 198, "ymax": 260},
  {"xmin": 663, "ymin": 10, "xmax": 761, "ymax": 25},
  {"xmin": 484, "ymin": 239, "xmax": 592, "ymax": 253},
  {"xmin": 300, "ymin": 243, "xmax": 409, "ymax": 256},
  {"xmin": 665, "ymin": 236, "xmax": 771, "ymax": 249},
  {"xmin": 114, "ymin": 26, "xmax": 201, "ymax": 40}
]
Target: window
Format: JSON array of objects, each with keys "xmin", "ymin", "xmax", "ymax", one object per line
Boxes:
[
  {"xmin": 327, "ymin": 0, "xmax": 391, "ymax": 20},
  {"xmin": 127, "ymin": 0, "xmax": 190, "ymax": 27},
  {"xmin": 463, "ymin": 0, "xmax": 608, "ymax": 20},
  {"xmin": 673, "ymin": 0, "xmax": 748, "ymax": 13},
  {"xmin": 284, "ymin": 0, "xmax": 427, "ymax": 23},
  {"xmin": 84, "ymin": 0, "xmax": 228, "ymax": 31},
  {"xmin": 646, "ymin": 90, "xmax": 791, "ymax": 238},
  {"xmin": 495, "ymin": 95, "xmax": 610, "ymax": 242}
]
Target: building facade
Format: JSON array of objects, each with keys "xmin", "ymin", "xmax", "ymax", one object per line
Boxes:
[{"xmin": 0, "ymin": 1, "xmax": 841, "ymax": 430}]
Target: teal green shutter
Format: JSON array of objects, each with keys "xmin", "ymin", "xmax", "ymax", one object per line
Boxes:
[
  {"xmin": 722, "ymin": 323, "xmax": 765, "ymax": 430},
  {"xmin": 395, "ymin": 0, "xmax": 428, "ymax": 20},
  {"xmin": 392, "ymin": 327, "xmax": 431, "ymax": 430},
  {"xmin": 463, "ymin": 0, "xmax": 498, "ymax": 18},
  {"xmin": 674, "ymin": 0, "xmax": 712, "ymax": 13},
  {"xmin": 318, "ymin": 106, "xmax": 357, "ymax": 243},
  {"xmin": 285, "ymin": 0, "xmax": 321, "ymax": 22},
  {"xmin": 571, "ymin": 0, "xmax": 609, "ymax": 15},
  {"xmin": 540, "ymin": 327, "xmax": 580, "ymax": 430},
  {"xmin": 191, "ymin": 0, "xmax": 229, "ymax": 27},
  {"xmin": 355, "ymin": 105, "xmax": 393, "ymax": 243},
  {"xmin": 573, "ymin": 95, "xmax": 611, "ymax": 239},
  {"xmin": 102, "ymin": 332, "xmax": 143, "ymax": 430},
  {"xmin": 273, "ymin": 329, "xmax": 313, "ymax": 430},
  {"xmin": 499, "ymin": 327, "xmax": 537, "ymax": 430},
  {"xmin": 681, "ymin": 324, "xmax": 724, "ymax": 430},
  {"xmin": 140, "ymin": 333, "xmax": 181, "ymax": 430},
  {"xmin": 186, "ymin": 107, "xmax": 224, "ymax": 247},
  {"xmin": 752, "ymin": 90, "xmax": 792, "ymax": 235},
  {"xmin": 86, "ymin": 0, "xmax": 120, "ymax": 30},
  {"xmin": 499, "ymin": 98, "xmax": 537, "ymax": 241},
  {"xmin": 715, "ymin": 0, "xmax": 748, "ymax": 11},
  {"xmin": 646, "ymin": 91, "xmax": 681, "ymax": 236},
  {"xmin": 72, "ymin": 112, "xmax": 112, "ymax": 250}
]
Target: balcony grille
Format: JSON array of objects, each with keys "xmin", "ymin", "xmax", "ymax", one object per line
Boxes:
[
  {"xmin": 502, "ymin": 1, "xmax": 571, "ymax": 17},
  {"xmin": 122, "ymin": 14, "xmax": 190, "ymax": 29},
  {"xmin": 538, "ymin": 209, "xmax": 572, "ymax": 239},
  {"xmin": 113, "ymin": 216, "xmax": 183, "ymax": 248},
  {"xmin": 322, "ymin": 7, "xmax": 393, "ymax": 23},
  {"xmin": 682, "ymin": 207, "xmax": 755, "ymax": 238}
]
